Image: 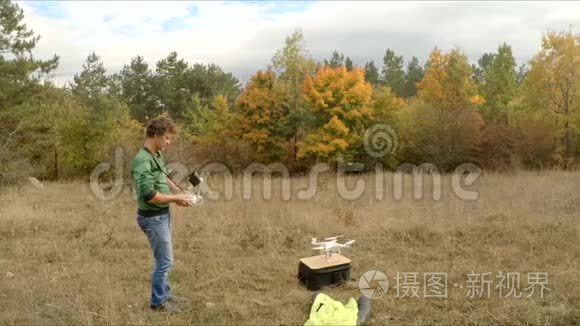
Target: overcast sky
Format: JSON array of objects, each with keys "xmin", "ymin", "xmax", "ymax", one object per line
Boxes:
[{"xmin": 17, "ymin": 1, "xmax": 580, "ymax": 86}]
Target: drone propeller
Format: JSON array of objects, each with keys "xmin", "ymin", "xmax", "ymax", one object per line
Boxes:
[
  {"xmin": 324, "ymin": 235, "xmax": 343, "ymax": 241},
  {"xmin": 312, "ymin": 246, "xmax": 325, "ymax": 250},
  {"xmin": 334, "ymin": 240, "xmax": 355, "ymax": 247}
]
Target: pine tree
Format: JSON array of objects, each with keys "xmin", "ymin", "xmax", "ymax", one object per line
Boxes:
[
  {"xmin": 401, "ymin": 56, "xmax": 424, "ymax": 98},
  {"xmin": 71, "ymin": 52, "xmax": 110, "ymax": 102},
  {"xmin": 381, "ymin": 49, "xmax": 405, "ymax": 96},
  {"xmin": 345, "ymin": 57, "xmax": 354, "ymax": 71},
  {"xmin": 0, "ymin": 0, "xmax": 59, "ymax": 172},
  {"xmin": 481, "ymin": 43, "xmax": 518, "ymax": 123},
  {"xmin": 364, "ymin": 61, "xmax": 381, "ymax": 85},
  {"xmin": 324, "ymin": 50, "xmax": 345, "ymax": 68},
  {"xmin": 119, "ymin": 56, "xmax": 156, "ymax": 121}
]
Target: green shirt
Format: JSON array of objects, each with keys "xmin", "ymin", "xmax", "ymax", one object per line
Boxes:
[{"xmin": 131, "ymin": 147, "xmax": 171, "ymax": 212}]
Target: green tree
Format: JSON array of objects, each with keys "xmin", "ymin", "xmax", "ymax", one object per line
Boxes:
[
  {"xmin": 516, "ymin": 63, "xmax": 528, "ymax": 85},
  {"xmin": 472, "ymin": 52, "xmax": 494, "ymax": 85},
  {"xmin": 71, "ymin": 52, "xmax": 142, "ymax": 175},
  {"xmin": 208, "ymin": 95, "xmax": 233, "ymax": 137},
  {"xmin": 476, "ymin": 44, "xmax": 519, "ymax": 168},
  {"xmin": 0, "ymin": 0, "xmax": 58, "ymax": 107},
  {"xmin": 152, "ymin": 51, "xmax": 190, "ymax": 119},
  {"xmin": 71, "ymin": 52, "xmax": 110, "ymax": 102},
  {"xmin": 381, "ymin": 49, "xmax": 405, "ymax": 96},
  {"xmin": 21, "ymin": 87, "xmax": 94, "ymax": 178},
  {"xmin": 398, "ymin": 100, "xmax": 484, "ymax": 170},
  {"xmin": 480, "ymin": 43, "xmax": 518, "ymax": 123},
  {"xmin": 324, "ymin": 50, "xmax": 345, "ymax": 68},
  {"xmin": 271, "ymin": 29, "xmax": 316, "ymax": 164},
  {"xmin": 182, "ymin": 94, "xmax": 210, "ymax": 137},
  {"xmin": 185, "ymin": 63, "xmax": 241, "ymax": 109},
  {"xmin": 119, "ymin": 55, "xmax": 157, "ymax": 121},
  {"xmin": 0, "ymin": 0, "xmax": 59, "ymax": 175},
  {"xmin": 401, "ymin": 56, "xmax": 424, "ymax": 98},
  {"xmin": 364, "ymin": 60, "xmax": 380, "ymax": 85},
  {"xmin": 368, "ymin": 86, "xmax": 405, "ymax": 167},
  {"xmin": 345, "ymin": 57, "xmax": 354, "ymax": 71}
]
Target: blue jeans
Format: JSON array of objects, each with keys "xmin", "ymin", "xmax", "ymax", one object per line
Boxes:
[{"xmin": 137, "ymin": 212, "xmax": 173, "ymax": 306}]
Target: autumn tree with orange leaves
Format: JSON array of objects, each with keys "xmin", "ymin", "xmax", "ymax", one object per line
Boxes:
[{"xmin": 233, "ymin": 70, "xmax": 291, "ymax": 161}]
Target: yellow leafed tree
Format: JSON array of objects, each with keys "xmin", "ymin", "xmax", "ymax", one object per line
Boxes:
[
  {"xmin": 524, "ymin": 31, "xmax": 580, "ymax": 160},
  {"xmin": 298, "ymin": 67, "xmax": 373, "ymax": 161},
  {"xmin": 418, "ymin": 48, "xmax": 480, "ymax": 110},
  {"xmin": 233, "ymin": 70, "xmax": 291, "ymax": 161}
]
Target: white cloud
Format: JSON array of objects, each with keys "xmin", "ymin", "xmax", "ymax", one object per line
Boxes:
[{"xmin": 17, "ymin": 1, "xmax": 580, "ymax": 86}]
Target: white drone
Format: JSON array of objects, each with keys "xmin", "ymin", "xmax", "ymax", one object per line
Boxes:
[{"xmin": 311, "ymin": 236, "xmax": 355, "ymax": 261}]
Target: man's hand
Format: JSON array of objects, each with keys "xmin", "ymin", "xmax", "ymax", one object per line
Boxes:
[
  {"xmin": 175, "ymin": 193, "xmax": 194, "ymax": 207},
  {"xmin": 175, "ymin": 200, "xmax": 190, "ymax": 207},
  {"xmin": 147, "ymin": 192, "xmax": 194, "ymax": 206}
]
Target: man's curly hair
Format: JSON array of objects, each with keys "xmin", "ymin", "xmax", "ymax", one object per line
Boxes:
[{"xmin": 145, "ymin": 116, "xmax": 176, "ymax": 138}]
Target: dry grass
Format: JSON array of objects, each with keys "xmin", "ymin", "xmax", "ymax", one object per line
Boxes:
[{"xmin": 0, "ymin": 171, "xmax": 578, "ymax": 325}]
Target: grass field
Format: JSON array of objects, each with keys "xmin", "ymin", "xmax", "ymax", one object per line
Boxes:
[{"xmin": 0, "ymin": 171, "xmax": 578, "ymax": 325}]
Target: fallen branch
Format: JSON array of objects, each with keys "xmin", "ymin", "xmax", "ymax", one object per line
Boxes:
[{"xmin": 0, "ymin": 121, "xmax": 23, "ymax": 153}]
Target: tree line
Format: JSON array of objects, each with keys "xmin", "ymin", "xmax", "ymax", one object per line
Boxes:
[{"xmin": 0, "ymin": 0, "xmax": 578, "ymax": 181}]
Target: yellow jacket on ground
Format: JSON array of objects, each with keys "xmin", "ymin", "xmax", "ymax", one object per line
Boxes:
[{"xmin": 304, "ymin": 293, "xmax": 358, "ymax": 326}]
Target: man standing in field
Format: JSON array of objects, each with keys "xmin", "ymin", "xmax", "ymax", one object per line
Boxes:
[{"xmin": 131, "ymin": 116, "xmax": 194, "ymax": 313}]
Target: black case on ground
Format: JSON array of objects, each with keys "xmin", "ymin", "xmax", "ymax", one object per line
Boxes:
[{"xmin": 298, "ymin": 259, "xmax": 351, "ymax": 291}]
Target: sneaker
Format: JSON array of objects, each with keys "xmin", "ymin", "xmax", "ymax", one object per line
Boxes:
[
  {"xmin": 167, "ymin": 295, "xmax": 189, "ymax": 304},
  {"xmin": 150, "ymin": 302, "xmax": 181, "ymax": 313}
]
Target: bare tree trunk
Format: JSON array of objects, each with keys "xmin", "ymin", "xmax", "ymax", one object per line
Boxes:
[
  {"xmin": 54, "ymin": 147, "xmax": 59, "ymax": 180},
  {"xmin": 564, "ymin": 120, "xmax": 572, "ymax": 155}
]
